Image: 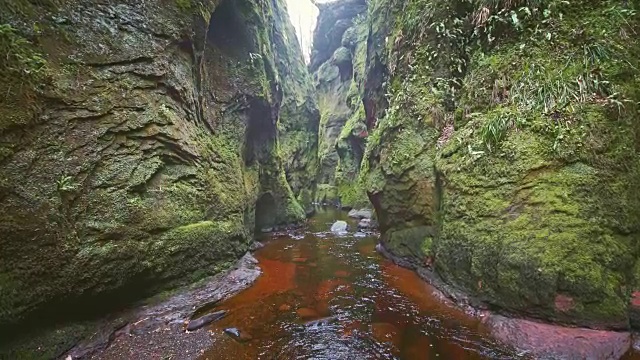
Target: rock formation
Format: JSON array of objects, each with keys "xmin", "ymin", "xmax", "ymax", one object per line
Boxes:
[
  {"xmin": 0, "ymin": 0, "xmax": 317, "ymax": 333},
  {"xmin": 310, "ymin": 0, "xmax": 370, "ymax": 208},
  {"xmin": 359, "ymin": 0, "xmax": 640, "ymax": 329}
]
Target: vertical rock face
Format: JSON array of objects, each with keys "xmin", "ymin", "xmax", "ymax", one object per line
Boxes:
[
  {"xmin": 273, "ymin": 0, "xmax": 321, "ymax": 214},
  {"xmin": 360, "ymin": 0, "xmax": 640, "ymax": 329},
  {"xmin": 311, "ymin": 0, "xmax": 370, "ymax": 208},
  {"xmin": 0, "ymin": 0, "xmax": 315, "ymax": 328}
]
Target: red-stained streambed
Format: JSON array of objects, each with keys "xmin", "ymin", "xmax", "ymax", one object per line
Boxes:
[{"xmin": 198, "ymin": 208, "xmax": 518, "ymax": 360}]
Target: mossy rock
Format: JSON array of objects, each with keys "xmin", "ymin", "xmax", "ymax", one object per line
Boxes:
[
  {"xmin": 332, "ymin": 46, "xmax": 352, "ymax": 66},
  {"xmin": 360, "ymin": 0, "xmax": 640, "ymax": 328},
  {"xmin": 0, "ymin": 0, "xmax": 314, "ymax": 339},
  {"xmin": 315, "ymin": 183, "xmax": 339, "ymax": 205}
]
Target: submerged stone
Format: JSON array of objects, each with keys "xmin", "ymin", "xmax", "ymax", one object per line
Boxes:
[
  {"xmin": 305, "ymin": 316, "xmax": 338, "ymax": 328},
  {"xmin": 296, "ymin": 308, "xmax": 320, "ymax": 319}
]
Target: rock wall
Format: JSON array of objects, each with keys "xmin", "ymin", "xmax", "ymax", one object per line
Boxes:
[
  {"xmin": 311, "ymin": 0, "xmax": 370, "ymax": 209},
  {"xmin": 274, "ymin": 0, "xmax": 321, "ymax": 214},
  {"xmin": 360, "ymin": 0, "xmax": 640, "ymax": 329},
  {"xmin": 0, "ymin": 0, "xmax": 314, "ymax": 330}
]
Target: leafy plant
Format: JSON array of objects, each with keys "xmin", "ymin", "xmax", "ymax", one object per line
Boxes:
[
  {"xmin": 477, "ymin": 109, "xmax": 521, "ymax": 151},
  {"xmin": 249, "ymin": 52, "xmax": 263, "ymax": 66},
  {"xmin": 0, "ymin": 24, "xmax": 48, "ymax": 79},
  {"xmin": 56, "ymin": 175, "xmax": 77, "ymax": 193}
]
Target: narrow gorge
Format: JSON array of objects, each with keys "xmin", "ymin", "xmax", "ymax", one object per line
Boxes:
[{"xmin": 1, "ymin": 0, "xmax": 639, "ymax": 359}]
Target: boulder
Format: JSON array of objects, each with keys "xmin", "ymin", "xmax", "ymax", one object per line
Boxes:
[
  {"xmin": 348, "ymin": 209, "xmax": 373, "ymax": 219},
  {"xmin": 357, "ymin": 218, "xmax": 378, "ymax": 230},
  {"xmin": 249, "ymin": 242, "xmax": 265, "ymax": 251},
  {"xmin": 305, "ymin": 316, "xmax": 338, "ymax": 328},
  {"xmin": 330, "ymin": 221, "xmax": 349, "ymax": 233},
  {"xmin": 296, "ymin": 308, "xmax": 319, "ymax": 319}
]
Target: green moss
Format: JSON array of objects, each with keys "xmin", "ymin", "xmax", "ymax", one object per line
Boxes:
[
  {"xmin": 360, "ymin": 0, "xmax": 640, "ymax": 328},
  {"xmin": 434, "ymin": 124, "xmax": 637, "ymax": 326},
  {"xmin": 150, "ymin": 219, "xmax": 247, "ymax": 276},
  {"xmin": 315, "ymin": 183, "xmax": 339, "ymax": 204},
  {"xmin": 0, "ymin": 322, "xmax": 90, "ymax": 360},
  {"xmin": 0, "ymin": 273, "xmax": 23, "ymax": 324},
  {"xmin": 175, "ymin": 0, "xmax": 192, "ymax": 11},
  {"xmin": 385, "ymin": 226, "xmax": 434, "ymax": 259},
  {"xmin": 0, "ymin": 23, "xmax": 49, "ymax": 131},
  {"xmin": 332, "ymin": 46, "xmax": 352, "ymax": 65},
  {"xmin": 281, "ymin": 195, "xmax": 306, "ymax": 222},
  {"xmin": 335, "ymin": 177, "xmax": 368, "ymax": 209}
]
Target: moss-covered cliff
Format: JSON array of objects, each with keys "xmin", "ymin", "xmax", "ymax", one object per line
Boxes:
[
  {"xmin": 360, "ymin": 0, "xmax": 640, "ymax": 329},
  {"xmin": 273, "ymin": 1, "xmax": 321, "ymax": 214},
  {"xmin": 0, "ymin": 0, "xmax": 315, "ymax": 332},
  {"xmin": 311, "ymin": 0, "xmax": 370, "ymax": 208}
]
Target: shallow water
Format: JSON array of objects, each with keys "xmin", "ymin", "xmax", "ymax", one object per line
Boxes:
[{"xmin": 199, "ymin": 208, "xmax": 519, "ymax": 360}]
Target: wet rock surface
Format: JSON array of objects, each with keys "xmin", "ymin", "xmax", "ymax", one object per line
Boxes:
[
  {"xmin": 223, "ymin": 327, "xmax": 253, "ymax": 342},
  {"xmin": 348, "ymin": 209, "xmax": 373, "ymax": 219},
  {"xmin": 186, "ymin": 311, "xmax": 226, "ymax": 332},
  {"xmin": 62, "ymin": 253, "xmax": 260, "ymax": 359},
  {"xmin": 357, "ymin": 218, "xmax": 378, "ymax": 230},
  {"xmin": 376, "ymin": 240, "xmax": 638, "ymax": 360},
  {"xmin": 312, "ymin": 0, "xmax": 369, "ymax": 209},
  {"xmin": 0, "ymin": 0, "xmax": 314, "ymax": 335},
  {"xmin": 484, "ymin": 315, "xmax": 631, "ymax": 360},
  {"xmin": 305, "ymin": 316, "xmax": 338, "ymax": 329},
  {"xmin": 330, "ymin": 220, "xmax": 349, "ymax": 233},
  {"xmin": 249, "ymin": 241, "xmax": 265, "ymax": 252},
  {"xmin": 358, "ymin": 0, "xmax": 640, "ymax": 331}
]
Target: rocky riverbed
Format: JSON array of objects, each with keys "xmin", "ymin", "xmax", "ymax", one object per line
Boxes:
[{"xmin": 60, "ymin": 253, "xmax": 261, "ymax": 360}]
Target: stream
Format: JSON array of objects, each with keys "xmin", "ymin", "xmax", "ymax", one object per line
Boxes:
[{"xmin": 198, "ymin": 208, "xmax": 518, "ymax": 359}]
